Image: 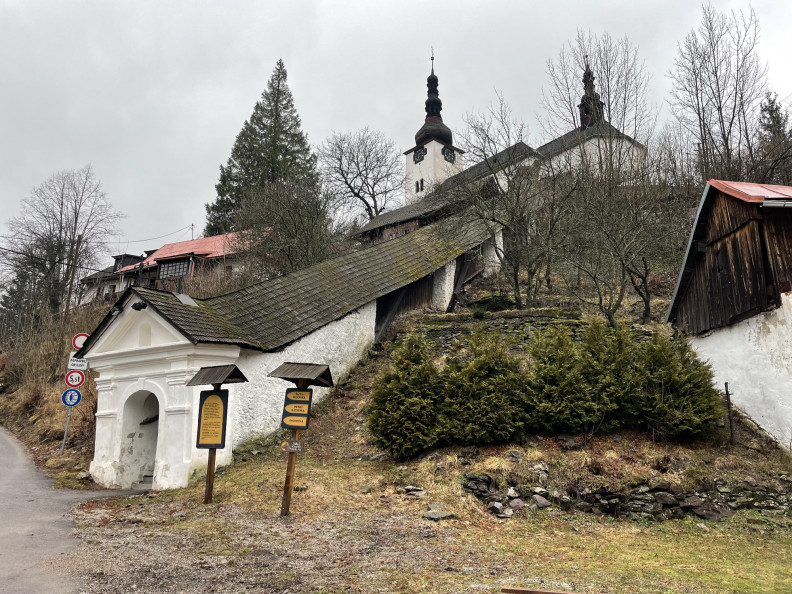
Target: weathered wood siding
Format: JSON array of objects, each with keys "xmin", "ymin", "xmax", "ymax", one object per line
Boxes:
[
  {"xmin": 763, "ymin": 209, "xmax": 792, "ymax": 293},
  {"xmin": 675, "ymin": 191, "xmax": 768, "ymax": 334}
]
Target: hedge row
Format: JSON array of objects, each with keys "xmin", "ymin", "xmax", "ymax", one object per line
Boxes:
[{"xmin": 367, "ymin": 322, "xmax": 723, "ymax": 460}]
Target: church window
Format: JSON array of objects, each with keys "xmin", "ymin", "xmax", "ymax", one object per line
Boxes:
[
  {"xmin": 415, "ymin": 181, "xmax": 420, "ymax": 193},
  {"xmin": 420, "ymin": 179, "xmax": 424, "ymax": 191}
]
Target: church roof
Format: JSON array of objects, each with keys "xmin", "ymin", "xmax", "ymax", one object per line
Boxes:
[
  {"xmin": 79, "ymin": 217, "xmax": 492, "ymax": 356},
  {"xmin": 535, "ymin": 120, "xmax": 641, "ymax": 158},
  {"xmin": 360, "ymin": 141, "xmax": 539, "ymax": 236}
]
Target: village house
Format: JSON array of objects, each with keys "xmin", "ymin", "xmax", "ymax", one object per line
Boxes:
[
  {"xmin": 666, "ymin": 179, "xmax": 792, "ymax": 448},
  {"xmin": 80, "ymin": 233, "xmax": 240, "ymax": 304},
  {"xmin": 78, "ymin": 62, "xmax": 648, "ymax": 490}
]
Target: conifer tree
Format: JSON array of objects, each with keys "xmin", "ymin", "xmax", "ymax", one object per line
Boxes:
[{"xmin": 205, "ymin": 59, "xmax": 317, "ymax": 235}]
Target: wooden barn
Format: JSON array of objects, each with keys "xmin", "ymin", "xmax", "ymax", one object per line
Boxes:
[{"xmin": 666, "ymin": 180, "xmax": 792, "ymax": 447}]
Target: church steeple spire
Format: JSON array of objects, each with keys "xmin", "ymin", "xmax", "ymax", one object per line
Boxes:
[
  {"xmin": 415, "ymin": 52, "xmax": 453, "ymax": 146},
  {"xmin": 578, "ymin": 59, "xmax": 604, "ymax": 129}
]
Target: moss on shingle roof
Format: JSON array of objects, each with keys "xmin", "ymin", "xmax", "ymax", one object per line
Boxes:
[{"xmin": 206, "ymin": 217, "xmax": 491, "ymax": 350}]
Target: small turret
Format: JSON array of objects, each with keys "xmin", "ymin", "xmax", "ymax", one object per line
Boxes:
[{"xmin": 578, "ymin": 61, "xmax": 605, "ymax": 129}]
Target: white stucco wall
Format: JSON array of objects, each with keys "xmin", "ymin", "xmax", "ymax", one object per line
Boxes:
[
  {"xmin": 431, "ymin": 261, "xmax": 457, "ymax": 310},
  {"xmin": 228, "ymin": 300, "xmax": 377, "ymax": 448},
  {"xmin": 482, "ymin": 230, "xmax": 504, "ymax": 278},
  {"xmin": 86, "ymin": 297, "xmax": 377, "ymax": 490},
  {"xmin": 690, "ymin": 293, "xmax": 792, "ymax": 449}
]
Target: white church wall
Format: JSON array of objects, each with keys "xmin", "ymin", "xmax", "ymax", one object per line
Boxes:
[
  {"xmin": 88, "ymin": 341, "xmax": 241, "ymax": 489},
  {"xmin": 690, "ymin": 293, "xmax": 792, "ymax": 449},
  {"xmin": 228, "ymin": 300, "xmax": 377, "ymax": 449}
]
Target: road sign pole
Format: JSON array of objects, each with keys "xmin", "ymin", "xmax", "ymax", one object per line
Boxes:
[
  {"xmin": 280, "ymin": 379, "xmax": 307, "ymax": 517},
  {"xmin": 59, "ymin": 406, "xmax": 73, "ymax": 456}
]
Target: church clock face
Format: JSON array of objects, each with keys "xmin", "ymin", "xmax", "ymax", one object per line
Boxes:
[
  {"xmin": 442, "ymin": 146, "xmax": 455, "ymax": 163},
  {"xmin": 413, "ymin": 147, "xmax": 427, "ymax": 164}
]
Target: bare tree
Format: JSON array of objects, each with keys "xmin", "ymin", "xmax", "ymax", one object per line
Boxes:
[
  {"xmin": 454, "ymin": 95, "xmax": 568, "ymax": 309},
  {"xmin": 318, "ymin": 128, "xmax": 404, "ymax": 223},
  {"xmin": 235, "ymin": 179, "xmax": 341, "ymax": 278},
  {"xmin": 542, "ymin": 31, "xmax": 665, "ymax": 325},
  {"xmin": 1, "ymin": 165, "xmax": 122, "ymax": 327},
  {"xmin": 668, "ymin": 4, "xmax": 768, "ymax": 182}
]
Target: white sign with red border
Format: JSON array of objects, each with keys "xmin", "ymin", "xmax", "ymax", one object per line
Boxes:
[
  {"xmin": 65, "ymin": 369, "xmax": 85, "ymax": 388},
  {"xmin": 72, "ymin": 333, "xmax": 89, "ymax": 350}
]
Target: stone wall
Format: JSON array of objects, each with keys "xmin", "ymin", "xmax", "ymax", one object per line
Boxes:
[{"xmin": 463, "ymin": 469, "xmax": 791, "ymax": 523}]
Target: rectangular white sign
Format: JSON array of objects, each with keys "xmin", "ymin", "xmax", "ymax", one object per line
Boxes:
[{"xmin": 68, "ymin": 351, "xmax": 88, "ymax": 370}]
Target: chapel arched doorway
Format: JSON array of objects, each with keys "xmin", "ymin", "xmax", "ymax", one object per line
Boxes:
[{"xmin": 119, "ymin": 391, "xmax": 160, "ymax": 489}]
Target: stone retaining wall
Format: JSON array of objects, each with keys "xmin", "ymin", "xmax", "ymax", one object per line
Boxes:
[{"xmin": 463, "ymin": 470, "xmax": 791, "ymax": 522}]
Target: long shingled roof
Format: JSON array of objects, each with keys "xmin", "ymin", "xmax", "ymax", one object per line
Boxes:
[
  {"xmin": 79, "ymin": 217, "xmax": 491, "ymax": 356},
  {"xmin": 206, "ymin": 217, "xmax": 490, "ymax": 350}
]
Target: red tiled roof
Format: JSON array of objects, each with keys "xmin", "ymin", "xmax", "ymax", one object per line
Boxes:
[
  {"xmin": 118, "ymin": 233, "xmax": 239, "ymax": 273},
  {"xmin": 709, "ymin": 179, "xmax": 792, "ymax": 203}
]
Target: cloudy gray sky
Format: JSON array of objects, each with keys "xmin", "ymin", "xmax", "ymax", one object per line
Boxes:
[{"xmin": 2, "ymin": 0, "xmax": 791, "ymax": 265}]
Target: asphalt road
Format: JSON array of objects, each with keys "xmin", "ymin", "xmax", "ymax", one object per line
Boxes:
[{"xmin": 0, "ymin": 426, "xmax": 121, "ymax": 594}]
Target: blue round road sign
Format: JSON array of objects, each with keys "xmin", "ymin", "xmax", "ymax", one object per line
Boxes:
[{"xmin": 61, "ymin": 389, "xmax": 82, "ymax": 407}]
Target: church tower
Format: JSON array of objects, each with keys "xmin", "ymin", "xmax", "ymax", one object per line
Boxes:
[
  {"xmin": 578, "ymin": 62, "xmax": 605, "ymax": 129},
  {"xmin": 404, "ymin": 57, "xmax": 464, "ymax": 204}
]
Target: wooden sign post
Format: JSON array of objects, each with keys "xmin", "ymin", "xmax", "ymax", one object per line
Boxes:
[
  {"xmin": 268, "ymin": 362, "xmax": 334, "ymax": 518},
  {"xmin": 196, "ymin": 384, "xmax": 228, "ymax": 504},
  {"xmin": 280, "ymin": 379, "xmax": 312, "ymax": 517}
]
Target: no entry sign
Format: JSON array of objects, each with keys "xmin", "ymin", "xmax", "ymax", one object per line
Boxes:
[
  {"xmin": 65, "ymin": 369, "xmax": 85, "ymax": 388},
  {"xmin": 72, "ymin": 333, "xmax": 89, "ymax": 350}
]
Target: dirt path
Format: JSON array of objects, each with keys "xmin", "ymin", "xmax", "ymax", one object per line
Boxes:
[{"xmin": 0, "ymin": 427, "xmax": 122, "ymax": 594}]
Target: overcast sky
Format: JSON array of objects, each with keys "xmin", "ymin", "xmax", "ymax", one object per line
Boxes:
[{"xmin": 2, "ymin": 0, "xmax": 791, "ymax": 265}]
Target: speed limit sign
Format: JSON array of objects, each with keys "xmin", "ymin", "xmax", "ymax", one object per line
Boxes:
[{"xmin": 65, "ymin": 369, "xmax": 85, "ymax": 389}]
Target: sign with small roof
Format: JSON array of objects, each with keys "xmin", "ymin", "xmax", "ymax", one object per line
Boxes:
[
  {"xmin": 268, "ymin": 362, "xmax": 334, "ymax": 517},
  {"xmin": 187, "ymin": 364, "xmax": 248, "ymax": 504}
]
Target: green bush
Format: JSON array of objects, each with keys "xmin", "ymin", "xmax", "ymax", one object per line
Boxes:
[
  {"xmin": 638, "ymin": 333, "xmax": 723, "ymax": 440},
  {"xmin": 524, "ymin": 326, "xmax": 598, "ymax": 434},
  {"xmin": 367, "ymin": 333, "xmax": 443, "ymax": 460},
  {"xmin": 367, "ymin": 323, "xmax": 723, "ymax": 460},
  {"xmin": 440, "ymin": 332, "xmax": 526, "ymax": 446},
  {"xmin": 578, "ymin": 320, "xmax": 644, "ymax": 433}
]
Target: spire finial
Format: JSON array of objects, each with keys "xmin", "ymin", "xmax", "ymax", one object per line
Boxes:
[{"xmin": 431, "ymin": 47, "xmax": 434, "ymax": 73}]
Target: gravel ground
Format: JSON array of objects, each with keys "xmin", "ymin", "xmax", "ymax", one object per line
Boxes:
[{"xmin": 59, "ymin": 496, "xmax": 519, "ymax": 594}]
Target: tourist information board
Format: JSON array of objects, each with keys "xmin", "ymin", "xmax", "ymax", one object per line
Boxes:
[{"xmin": 196, "ymin": 389, "xmax": 229, "ymax": 449}]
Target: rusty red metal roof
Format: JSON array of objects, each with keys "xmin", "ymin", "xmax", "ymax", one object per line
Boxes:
[
  {"xmin": 118, "ymin": 233, "xmax": 240, "ymax": 273},
  {"xmin": 708, "ymin": 179, "xmax": 792, "ymax": 203}
]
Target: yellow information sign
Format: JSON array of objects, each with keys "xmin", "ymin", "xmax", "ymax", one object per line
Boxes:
[
  {"xmin": 196, "ymin": 389, "xmax": 228, "ymax": 449},
  {"xmin": 281, "ymin": 415, "xmax": 309, "ymax": 429},
  {"xmin": 287, "ymin": 390, "xmax": 311, "ymax": 401},
  {"xmin": 280, "ymin": 388, "xmax": 313, "ymax": 430},
  {"xmin": 285, "ymin": 403, "xmax": 309, "ymax": 414}
]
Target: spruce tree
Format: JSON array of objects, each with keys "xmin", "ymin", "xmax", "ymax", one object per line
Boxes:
[{"xmin": 205, "ymin": 59, "xmax": 317, "ymax": 235}]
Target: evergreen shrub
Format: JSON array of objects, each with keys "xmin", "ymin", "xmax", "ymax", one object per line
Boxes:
[
  {"xmin": 440, "ymin": 332, "xmax": 526, "ymax": 446},
  {"xmin": 638, "ymin": 333, "xmax": 723, "ymax": 439},
  {"xmin": 367, "ymin": 333, "xmax": 443, "ymax": 460},
  {"xmin": 367, "ymin": 322, "xmax": 723, "ymax": 460}
]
